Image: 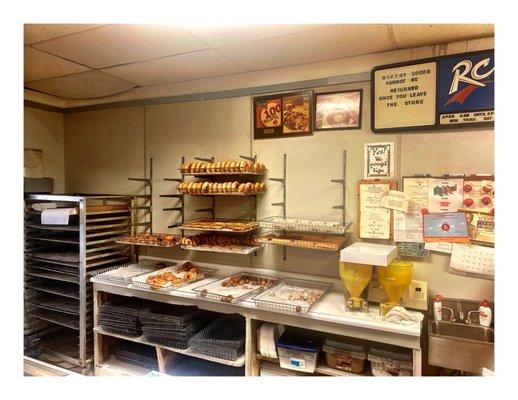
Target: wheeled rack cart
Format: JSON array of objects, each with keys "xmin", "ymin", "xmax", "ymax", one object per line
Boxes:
[{"xmin": 24, "ymin": 194, "xmax": 134, "ymax": 374}]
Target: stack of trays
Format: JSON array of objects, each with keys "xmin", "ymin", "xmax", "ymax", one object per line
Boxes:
[
  {"xmin": 168, "ymin": 354, "xmax": 245, "ymax": 376},
  {"xmin": 113, "ymin": 341, "xmax": 159, "ymax": 371},
  {"xmin": 188, "ymin": 314, "xmax": 245, "ymax": 361},
  {"xmin": 98, "ymin": 298, "xmax": 152, "ymax": 337},
  {"xmin": 139, "ymin": 304, "xmax": 211, "ymax": 349}
]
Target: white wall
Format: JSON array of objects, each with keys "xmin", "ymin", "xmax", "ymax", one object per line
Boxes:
[
  {"xmin": 24, "ymin": 106, "xmax": 66, "ymax": 192},
  {"xmin": 62, "ymin": 39, "xmax": 495, "ymax": 301}
]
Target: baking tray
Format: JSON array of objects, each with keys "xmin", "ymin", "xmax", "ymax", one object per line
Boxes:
[
  {"xmin": 138, "ymin": 304, "xmax": 203, "ymax": 325},
  {"xmin": 181, "ymin": 244, "xmax": 262, "ymax": 255},
  {"xmin": 181, "ymin": 170, "xmax": 267, "ymax": 177},
  {"xmin": 257, "ymin": 232, "xmax": 347, "ymax": 251},
  {"xmin": 25, "ymin": 268, "xmax": 79, "ymax": 284},
  {"xmin": 183, "ymin": 191, "xmax": 265, "ymax": 196},
  {"xmin": 192, "ymin": 272, "xmax": 279, "ymax": 304},
  {"xmin": 115, "ymin": 234, "xmax": 179, "ymax": 248},
  {"xmin": 25, "ymin": 279, "xmax": 79, "ymax": 299},
  {"xmin": 252, "ymin": 277, "xmax": 333, "ymax": 314},
  {"xmin": 27, "ymin": 308, "xmax": 80, "ymax": 330},
  {"xmin": 189, "ymin": 342, "xmax": 244, "ymax": 361},
  {"xmin": 27, "ymin": 295, "xmax": 80, "ymax": 315},
  {"xmin": 167, "ymin": 354, "xmax": 245, "ymax": 376},
  {"xmin": 259, "ymin": 216, "xmax": 353, "ymax": 235},
  {"xmin": 189, "ymin": 315, "xmax": 245, "ymax": 348},
  {"xmin": 93, "ymin": 260, "xmax": 160, "ymax": 285},
  {"xmin": 179, "ymin": 218, "xmax": 259, "ymax": 233},
  {"xmin": 144, "ymin": 335, "xmax": 190, "ymax": 350},
  {"xmin": 131, "ymin": 265, "xmax": 216, "ymax": 292}
]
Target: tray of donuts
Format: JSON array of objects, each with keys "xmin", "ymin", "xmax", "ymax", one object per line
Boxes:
[
  {"xmin": 178, "ymin": 181, "xmax": 266, "ymax": 195},
  {"xmin": 180, "ymin": 160, "xmax": 267, "ymax": 175},
  {"xmin": 180, "ymin": 234, "xmax": 262, "ymax": 254}
]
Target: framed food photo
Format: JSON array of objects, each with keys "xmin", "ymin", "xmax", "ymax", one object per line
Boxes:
[
  {"xmin": 253, "ymin": 96, "xmax": 283, "ymax": 139},
  {"xmin": 282, "ymin": 91, "xmax": 313, "ymax": 136},
  {"xmin": 314, "ymin": 89, "xmax": 362, "ymax": 131}
]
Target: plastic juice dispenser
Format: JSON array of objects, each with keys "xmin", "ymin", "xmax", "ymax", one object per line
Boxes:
[
  {"xmin": 339, "ymin": 243, "xmax": 398, "ymax": 312},
  {"xmin": 376, "ymin": 260, "xmax": 413, "ymax": 316},
  {"xmin": 339, "ymin": 262, "xmax": 372, "ymax": 310}
]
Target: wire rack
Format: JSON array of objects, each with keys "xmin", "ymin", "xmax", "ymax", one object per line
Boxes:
[
  {"xmin": 131, "ymin": 267, "xmax": 217, "ymax": 292},
  {"xmin": 91, "ymin": 260, "xmax": 160, "ymax": 286},
  {"xmin": 259, "ymin": 216, "xmax": 353, "ymax": 235},
  {"xmin": 181, "ymin": 170, "xmax": 267, "ymax": 177},
  {"xmin": 252, "ymin": 277, "xmax": 333, "ymax": 314},
  {"xmin": 192, "ymin": 272, "xmax": 279, "ymax": 304},
  {"xmin": 178, "ymin": 218, "xmax": 260, "ymax": 233},
  {"xmin": 257, "ymin": 232, "xmax": 347, "ymax": 251},
  {"xmin": 180, "ymin": 244, "xmax": 262, "ymax": 255},
  {"xmin": 182, "ymin": 191, "xmax": 265, "ymax": 196}
]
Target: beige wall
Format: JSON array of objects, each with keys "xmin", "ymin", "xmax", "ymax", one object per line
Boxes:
[
  {"xmin": 61, "ymin": 41, "xmax": 495, "ymax": 302},
  {"xmin": 24, "ymin": 106, "xmax": 66, "ymax": 192}
]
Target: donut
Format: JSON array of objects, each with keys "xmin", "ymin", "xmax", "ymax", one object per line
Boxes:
[
  {"xmin": 231, "ymin": 181, "xmax": 239, "ymax": 192},
  {"xmin": 202, "ymin": 181, "xmax": 210, "ymax": 193},
  {"xmin": 254, "ymin": 182, "xmax": 261, "ymax": 192},
  {"xmin": 229, "ymin": 161, "xmax": 236, "ymax": 172},
  {"xmin": 244, "ymin": 182, "xmax": 253, "ymax": 193},
  {"xmin": 238, "ymin": 183, "xmax": 246, "ymax": 192},
  {"xmin": 259, "ymin": 182, "xmax": 266, "ymax": 192}
]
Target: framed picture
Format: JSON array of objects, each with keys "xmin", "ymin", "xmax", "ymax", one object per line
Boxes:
[
  {"xmin": 314, "ymin": 89, "xmax": 362, "ymax": 131},
  {"xmin": 254, "ymin": 90, "xmax": 313, "ymax": 139}
]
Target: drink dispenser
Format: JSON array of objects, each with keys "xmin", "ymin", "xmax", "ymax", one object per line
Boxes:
[{"xmin": 376, "ymin": 260, "xmax": 413, "ymax": 316}]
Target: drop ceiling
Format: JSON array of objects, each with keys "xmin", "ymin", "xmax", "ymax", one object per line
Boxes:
[{"xmin": 24, "ymin": 23, "xmax": 494, "ymax": 102}]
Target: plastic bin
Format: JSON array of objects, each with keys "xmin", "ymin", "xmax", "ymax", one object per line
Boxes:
[
  {"xmin": 323, "ymin": 338, "xmax": 367, "ymax": 374},
  {"xmin": 368, "ymin": 345, "xmax": 413, "ymax": 376},
  {"xmin": 277, "ymin": 331, "xmax": 321, "ymax": 373}
]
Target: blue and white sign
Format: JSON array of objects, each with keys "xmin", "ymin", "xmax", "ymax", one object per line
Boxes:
[{"xmin": 438, "ymin": 50, "xmax": 494, "ymax": 125}]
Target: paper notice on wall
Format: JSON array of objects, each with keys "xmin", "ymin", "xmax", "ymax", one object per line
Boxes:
[
  {"xmin": 380, "ymin": 190, "xmax": 409, "ymax": 213},
  {"xmin": 427, "ymin": 178, "xmax": 464, "ymax": 212},
  {"xmin": 424, "ymin": 242, "xmax": 453, "ymax": 254},
  {"xmin": 360, "ymin": 183, "xmax": 391, "ymax": 239},
  {"xmin": 394, "ymin": 178, "xmax": 429, "ymax": 243},
  {"xmin": 364, "ymin": 142, "xmax": 395, "ymax": 179}
]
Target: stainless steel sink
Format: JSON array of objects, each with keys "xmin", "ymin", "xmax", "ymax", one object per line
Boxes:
[
  {"xmin": 430, "ymin": 321, "xmax": 494, "ymax": 343},
  {"xmin": 428, "ymin": 297, "xmax": 494, "ymax": 374}
]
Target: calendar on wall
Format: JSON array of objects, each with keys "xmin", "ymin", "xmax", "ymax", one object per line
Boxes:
[{"xmin": 449, "ymin": 243, "xmax": 494, "ymax": 279}]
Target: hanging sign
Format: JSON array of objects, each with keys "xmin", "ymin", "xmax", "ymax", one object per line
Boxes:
[{"xmin": 371, "ymin": 50, "xmax": 494, "ymax": 132}]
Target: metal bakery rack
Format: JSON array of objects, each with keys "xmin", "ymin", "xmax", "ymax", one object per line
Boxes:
[{"xmin": 24, "ymin": 194, "xmax": 133, "ymax": 374}]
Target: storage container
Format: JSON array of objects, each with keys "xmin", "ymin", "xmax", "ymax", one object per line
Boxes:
[
  {"xmin": 322, "ymin": 338, "xmax": 367, "ymax": 374},
  {"xmin": 277, "ymin": 331, "xmax": 321, "ymax": 373},
  {"xmin": 368, "ymin": 345, "xmax": 413, "ymax": 376}
]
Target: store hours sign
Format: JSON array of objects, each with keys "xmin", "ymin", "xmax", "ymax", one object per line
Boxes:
[{"xmin": 371, "ymin": 50, "xmax": 494, "ymax": 132}]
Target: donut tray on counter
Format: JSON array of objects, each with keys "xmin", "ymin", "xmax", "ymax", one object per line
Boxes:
[
  {"xmin": 131, "ymin": 264, "xmax": 217, "ymax": 292},
  {"xmin": 259, "ymin": 216, "xmax": 353, "ymax": 235},
  {"xmin": 178, "ymin": 218, "xmax": 260, "ymax": 233},
  {"xmin": 252, "ymin": 277, "xmax": 333, "ymax": 314},
  {"xmin": 192, "ymin": 272, "xmax": 279, "ymax": 304}
]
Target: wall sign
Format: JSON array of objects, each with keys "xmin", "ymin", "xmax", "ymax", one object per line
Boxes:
[
  {"xmin": 371, "ymin": 50, "xmax": 494, "ymax": 132},
  {"xmin": 254, "ymin": 91, "xmax": 313, "ymax": 139},
  {"xmin": 364, "ymin": 142, "xmax": 395, "ymax": 179}
]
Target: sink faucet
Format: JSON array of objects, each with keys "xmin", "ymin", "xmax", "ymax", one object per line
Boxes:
[
  {"xmin": 442, "ymin": 307, "xmax": 456, "ymax": 322},
  {"xmin": 465, "ymin": 310, "xmax": 480, "ymax": 325}
]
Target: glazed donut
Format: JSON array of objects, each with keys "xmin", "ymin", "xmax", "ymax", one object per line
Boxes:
[
  {"xmin": 253, "ymin": 162, "xmax": 261, "ymax": 172},
  {"xmin": 202, "ymin": 181, "xmax": 210, "ymax": 193},
  {"xmin": 259, "ymin": 182, "xmax": 266, "ymax": 192},
  {"xmin": 199, "ymin": 163, "xmax": 207, "ymax": 173},
  {"xmin": 244, "ymin": 182, "xmax": 253, "ymax": 193},
  {"xmin": 238, "ymin": 183, "xmax": 246, "ymax": 192},
  {"xmin": 254, "ymin": 182, "xmax": 261, "ymax": 192},
  {"xmin": 231, "ymin": 181, "xmax": 239, "ymax": 192},
  {"xmin": 229, "ymin": 161, "xmax": 236, "ymax": 172}
]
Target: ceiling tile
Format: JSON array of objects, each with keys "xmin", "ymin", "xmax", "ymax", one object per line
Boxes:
[
  {"xmin": 185, "ymin": 24, "xmax": 328, "ymax": 48},
  {"xmin": 25, "ymin": 70, "xmax": 136, "ymax": 99},
  {"xmin": 392, "ymin": 24, "xmax": 494, "ymax": 48},
  {"xmin": 25, "ymin": 46, "xmax": 90, "ymax": 82},
  {"xmin": 24, "ymin": 24, "xmax": 103, "ymax": 44},
  {"xmin": 102, "ymin": 49, "xmax": 245, "ymax": 86},
  {"xmin": 217, "ymin": 24, "xmax": 394, "ymax": 70},
  {"xmin": 32, "ymin": 24, "xmax": 210, "ymax": 69}
]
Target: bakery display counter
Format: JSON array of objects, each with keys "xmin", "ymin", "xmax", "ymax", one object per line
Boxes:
[{"xmin": 92, "ymin": 257, "xmax": 424, "ymax": 376}]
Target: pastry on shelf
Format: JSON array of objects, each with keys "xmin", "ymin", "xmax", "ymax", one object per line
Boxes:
[
  {"xmin": 181, "ymin": 219, "xmax": 259, "ymax": 232},
  {"xmin": 180, "ymin": 160, "xmax": 266, "ymax": 174},
  {"xmin": 145, "ymin": 262, "xmax": 205, "ymax": 289},
  {"xmin": 117, "ymin": 233, "xmax": 179, "ymax": 247},
  {"xmin": 257, "ymin": 232, "xmax": 346, "ymax": 251},
  {"xmin": 178, "ymin": 180, "xmax": 266, "ymax": 195},
  {"xmin": 181, "ymin": 234, "xmax": 258, "ymax": 247}
]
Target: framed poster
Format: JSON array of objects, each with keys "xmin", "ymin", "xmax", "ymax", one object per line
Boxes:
[
  {"xmin": 371, "ymin": 50, "xmax": 494, "ymax": 132},
  {"xmin": 254, "ymin": 91, "xmax": 313, "ymax": 139},
  {"xmin": 314, "ymin": 89, "xmax": 362, "ymax": 130}
]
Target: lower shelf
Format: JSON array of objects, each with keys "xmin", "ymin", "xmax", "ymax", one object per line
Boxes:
[
  {"xmin": 94, "ymin": 327, "xmax": 246, "ymax": 367},
  {"xmin": 255, "ymin": 354, "xmax": 370, "ymax": 377},
  {"xmin": 96, "ymin": 357, "xmax": 154, "ymax": 377}
]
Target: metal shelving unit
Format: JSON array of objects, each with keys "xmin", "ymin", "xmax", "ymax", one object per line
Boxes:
[
  {"xmin": 163, "ymin": 156, "xmax": 186, "ymax": 230},
  {"xmin": 24, "ymin": 194, "xmax": 133, "ymax": 374},
  {"xmin": 128, "ymin": 158, "xmax": 153, "ymax": 234}
]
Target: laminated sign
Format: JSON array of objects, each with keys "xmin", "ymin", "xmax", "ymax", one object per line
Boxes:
[{"xmin": 371, "ymin": 50, "xmax": 494, "ymax": 132}]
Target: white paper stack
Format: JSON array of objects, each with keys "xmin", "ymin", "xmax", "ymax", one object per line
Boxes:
[{"xmin": 41, "ymin": 208, "xmax": 76, "ymax": 225}]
